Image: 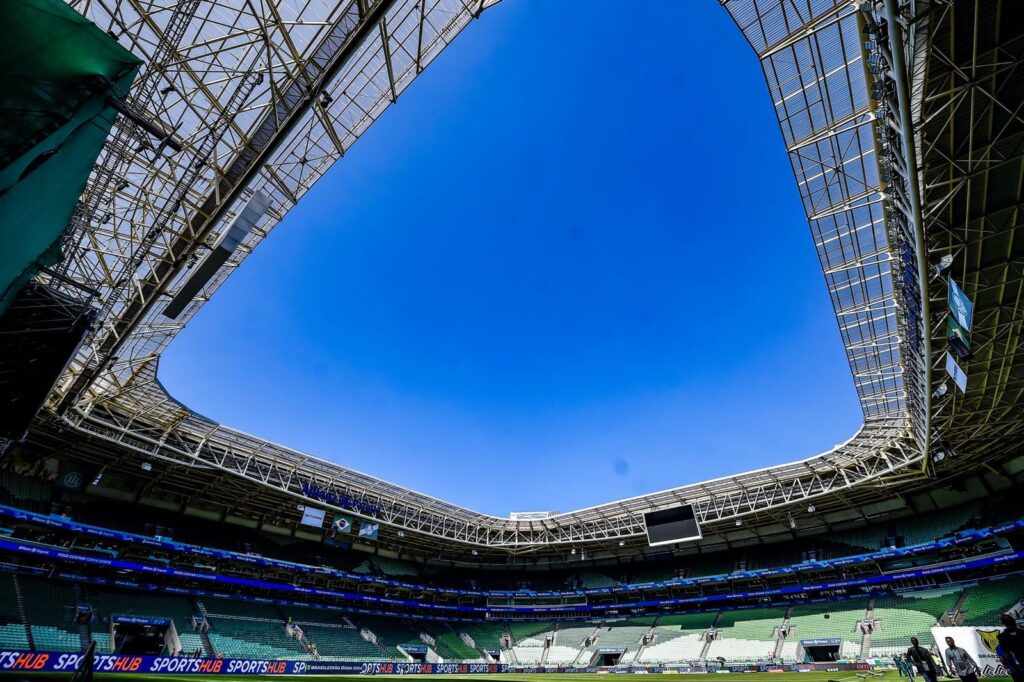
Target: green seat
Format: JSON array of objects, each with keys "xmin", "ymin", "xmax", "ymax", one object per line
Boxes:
[{"xmin": 960, "ymin": 577, "xmax": 1024, "ymax": 626}]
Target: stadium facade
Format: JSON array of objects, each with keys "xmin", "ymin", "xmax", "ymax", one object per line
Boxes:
[{"xmin": 0, "ymin": 0, "xmax": 1021, "ymax": 673}]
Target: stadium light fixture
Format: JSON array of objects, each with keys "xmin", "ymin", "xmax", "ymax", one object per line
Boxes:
[
  {"xmin": 934, "ymin": 451, "xmax": 946, "ymax": 463},
  {"xmin": 936, "ymin": 254, "xmax": 954, "ymax": 274},
  {"xmin": 807, "ymin": 504, "xmax": 816, "ymax": 513},
  {"xmin": 933, "ymin": 382, "xmax": 949, "ymax": 399},
  {"xmin": 735, "ymin": 519, "xmax": 742, "ymax": 527},
  {"xmin": 788, "ymin": 515, "xmax": 797, "ymax": 530}
]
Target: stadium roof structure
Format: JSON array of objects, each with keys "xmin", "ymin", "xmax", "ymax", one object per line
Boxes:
[{"xmin": 21, "ymin": 0, "xmax": 1024, "ymax": 562}]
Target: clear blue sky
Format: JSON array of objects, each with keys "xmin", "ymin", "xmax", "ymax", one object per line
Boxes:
[{"xmin": 160, "ymin": 0, "xmax": 862, "ymax": 517}]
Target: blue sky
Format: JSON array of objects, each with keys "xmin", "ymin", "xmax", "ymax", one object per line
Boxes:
[{"xmin": 160, "ymin": 0, "xmax": 862, "ymax": 517}]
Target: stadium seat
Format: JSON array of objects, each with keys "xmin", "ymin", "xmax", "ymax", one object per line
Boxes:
[
  {"xmin": 355, "ymin": 615, "xmax": 424, "ymax": 658},
  {"xmin": 507, "ymin": 622, "xmax": 555, "ymax": 664},
  {"xmin": 784, "ymin": 602, "xmax": 867, "ymax": 661},
  {"xmin": 868, "ymin": 588, "xmax": 961, "ymax": 658},
  {"xmin": 432, "ymin": 630, "xmax": 485, "ymax": 661},
  {"xmin": 704, "ymin": 608, "xmax": 785, "ymax": 663},
  {"xmin": 19, "ymin": 576, "xmax": 81, "ymax": 652},
  {"xmin": 0, "ymin": 574, "xmax": 28, "ymax": 650},
  {"xmin": 201, "ymin": 598, "xmax": 310, "ymax": 660},
  {"xmin": 959, "ymin": 576, "xmax": 1024, "ymax": 625},
  {"xmin": 458, "ymin": 621, "xmax": 508, "ymax": 654},
  {"xmin": 638, "ymin": 614, "xmax": 711, "ymax": 664},
  {"xmin": 86, "ymin": 588, "xmax": 207, "ymax": 655},
  {"xmin": 0, "ymin": 623, "xmax": 29, "ymax": 650},
  {"xmin": 295, "ymin": 624, "xmax": 391, "ymax": 661}
]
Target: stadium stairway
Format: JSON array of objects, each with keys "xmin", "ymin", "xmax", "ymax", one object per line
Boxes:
[
  {"xmin": 958, "ymin": 575, "xmax": 1024, "ymax": 625},
  {"xmin": 507, "ymin": 622, "xmax": 555, "ymax": 665},
  {"xmin": 72, "ymin": 585, "xmax": 90, "ymax": 652},
  {"xmin": 868, "ymin": 588, "xmax": 960, "ymax": 658},
  {"xmin": 20, "ymin": 575, "xmax": 82, "ymax": 652},
  {"xmin": 428, "ymin": 628, "xmax": 479, "ymax": 662},
  {"xmin": 502, "ymin": 624, "xmax": 519, "ymax": 665},
  {"xmin": 450, "ymin": 621, "xmax": 504, "ymax": 661},
  {"xmin": 547, "ymin": 622, "xmax": 591, "ymax": 665},
  {"xmin": 199, "ymin": 599, "xmax": 310, "ymax": 660},
  {"xmin": 629, "ymin": 618, "xmax": 660, "ymax": 663},
  {"xmin": 861, "ymin": 599, "xmax": 875, "ymax": 660},
  {"xmin": 637, "ymin": 613, "xmax": 713, "ymax": 664},
  {"xmin": 189, "ymin": 597, "xmax": 216, "ymax": 656},
  {"xmin": 785, "ymin": 601, "xmax": 866, "ymax": 661},
  {"xmin": 86, "ymin": 588, "xmax": 208, "ymax": 655},
  {"xmin": 436, "ymin": 623, "xmax": 487, "ymax": 662},
  {"xmin": 355, "ymin": 616, "xmax": 424, "ymax": 660},
  {"xmin": 569, "ymin": 622, "xmax": 603, "ymax": 665},
  {"xmin": 705, "ymin": 607, "xmax": 786, "ymax": 663},
  {"xmin": 945, "ymin": 589, "xmax": 971, "ymax": 625},
  {"xmin": 773, "ymin": 608, "xmax": 793, "ymax": 660},
  {"xmin": 577, "ymin": 617, "xmax": 652, "ymax": 664}
]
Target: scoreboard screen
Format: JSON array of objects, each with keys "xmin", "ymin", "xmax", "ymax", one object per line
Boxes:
[{"xmin": 643, "ymin": 505, "xmax": 702, "ymax": 546}]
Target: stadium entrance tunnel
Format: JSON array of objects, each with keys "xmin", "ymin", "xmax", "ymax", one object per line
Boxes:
[
  {"xmin": 802, "ymin": 641, "xmax": 842, "ymax": 663},
  {"xmin": 593, "ymin": 649, "xmax": 626, "ymax": 666}
]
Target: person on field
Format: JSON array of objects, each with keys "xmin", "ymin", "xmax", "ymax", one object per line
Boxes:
[
  {"xmin": 895, "ymin": 654, "xmax": 915, "ymax": 681},
  {"xmin": 907, "ymin": 637, "xmax": 939, "ymax": 682},
  {"xmin": 998, "ymin": 612, "xmax": 1024, "ymax": 682},
  {"xmin": 944, "ymin": 636, "xmax": 980, "ymax": 682}
]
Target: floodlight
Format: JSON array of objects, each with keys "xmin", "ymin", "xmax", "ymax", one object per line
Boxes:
[
  {"xmin": 933, "ymin": 382, "xmax": 949, "ymax": 399},
  {"xmin": 936, "ymin": 254, "xmax": 954, "ymax": 273}
]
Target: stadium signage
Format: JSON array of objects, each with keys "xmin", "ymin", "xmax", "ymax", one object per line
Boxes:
[
  {"xmin": 4, "ymin": 534, "xmax": 1024, "ymax": 617},
  {"xmin": 0, "ymin": 652, "xmax": 508, "ymax": 676},
  {"xmin": 932, "ymin": 626, "xmax": 1007, "ymax": 678},
  {"xmin": 2, "ymin": 503, "xmax": 1022, "ymax": 601},
  {"xmin": 948, "ymin": 278, "xmax": 974, "ymax": 331},
  {"xmin": 111, "ymin": 615, "xmax": 172, "ymax": 627},
  {"xmin": 300, "ymin": 482, "xmax": 381, "ymax": 516},
  {"xmin": 799, "ymin": 638, "xmax": 842, "ymax": 647}
]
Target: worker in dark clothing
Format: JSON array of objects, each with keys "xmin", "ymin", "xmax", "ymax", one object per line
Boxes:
[
  {"xmin": 907, "ymin": 637, "xmax": 939, "ymax": 682},
  {"xmin": 998, "ymin": 612, "xmax": 1024, "ymax": 682}
]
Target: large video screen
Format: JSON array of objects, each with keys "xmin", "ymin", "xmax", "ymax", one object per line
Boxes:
[{"xmin": 643, "ymin": 505, "xmax": 702, "ymax": 546}]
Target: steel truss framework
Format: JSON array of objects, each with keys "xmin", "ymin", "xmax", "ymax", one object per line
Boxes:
[
  {"xmin": 27, "ymin": 0, "xmax": 966, "ymax": 552},
  {"xmin": 917, "ymin": 0, "xmax": 1024, "ymax": 474}
]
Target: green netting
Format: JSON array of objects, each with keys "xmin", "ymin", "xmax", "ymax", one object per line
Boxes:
[{"xmin": 0, "ymin": 0, "xmax": 139, "ymax": 312}]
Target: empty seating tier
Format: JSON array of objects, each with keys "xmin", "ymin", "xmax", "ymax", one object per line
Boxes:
[
  {"xmin": 959, "ymin": 577, "xmax": 1024, "ymax": 626},
  {"xmin": 19, "ymin": 576, "xmax": 80, "ymax": 652},
  {"xmin": 868, "ymin": 588, "xmax": 961, "ymax": 657}
]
